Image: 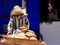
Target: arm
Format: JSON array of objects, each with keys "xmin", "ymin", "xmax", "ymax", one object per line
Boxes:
[{"xmin": 7, "ymin": 17, "xmax": 13, "ymax": 35}]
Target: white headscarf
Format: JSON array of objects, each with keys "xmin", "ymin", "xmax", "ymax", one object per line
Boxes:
[
  {"xmin": 13, "ymin": 5, "xmax": 22, "ymax": 12},
  {"xmin": 11, "ymin": 5, "xmax": 28, "ymax": 15}
]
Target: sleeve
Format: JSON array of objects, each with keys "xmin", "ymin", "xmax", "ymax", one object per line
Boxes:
[
  {"xmin": 7, "ymin": 17, "xmax": 13, "ymax": 31},
  {"xmin": 25, "ymin": 16, "xmax": 30, "ymax": 29}
]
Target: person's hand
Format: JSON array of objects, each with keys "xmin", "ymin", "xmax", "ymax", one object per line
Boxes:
[
  {"xmin": 7, "ymin": 30, "xmax": 12, "ymax": 35},
  {"xmin": 2, "ymin": 35, "xmax": 7, "ymax": 37}
]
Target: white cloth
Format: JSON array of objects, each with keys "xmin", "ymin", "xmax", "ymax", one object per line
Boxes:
[{"xmin": 21, "ymin": 8, "xmax": 28, "ymax": 15}]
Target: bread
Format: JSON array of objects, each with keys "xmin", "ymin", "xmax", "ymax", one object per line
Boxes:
[
  {"xmin": 15, "ymin": 32, "xmax": 29, "ymax": 39},
  {"xmin": 7, "ymin": 32, "xmax": 29, "ymax": 39},
  {"xmin": 26, "ymin": 32, "xmax": 36, "ymax": 37},
  {"xmin": 30, "ymin": 37, "xmax": 37, "ymax": 40}
]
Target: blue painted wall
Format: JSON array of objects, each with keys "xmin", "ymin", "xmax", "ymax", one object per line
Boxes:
[{"xmin": 0, "ymin": 0, "xmax": 40, "ymax": 40}]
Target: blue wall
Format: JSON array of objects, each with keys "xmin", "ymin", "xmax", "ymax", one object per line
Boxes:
[{"xmin": 0, "ymin": 0, "xmax": 40, "ymax": 39}]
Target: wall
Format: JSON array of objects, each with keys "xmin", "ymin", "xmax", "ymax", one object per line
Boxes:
[
  {"xmin": 0, "ymin": 0, "xmax": 39, "ymax": 33},
  {"xmin": 40, "ymin": 22, "xmax": 60, "ymax": 45}
]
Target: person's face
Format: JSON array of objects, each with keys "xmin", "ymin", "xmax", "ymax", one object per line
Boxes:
[
  {"xmin": 14, "ymin": 12, "xmax": 23, "ymax": 17},
  {"xmin": 20, "ymin": 26, "xmax": 28, "ymax": 32}
]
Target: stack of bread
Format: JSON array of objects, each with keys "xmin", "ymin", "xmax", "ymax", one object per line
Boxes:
[
  {"xmin": 25, "ymin": 32, "xmax": 37, "ymax": 40},
  {"xmin": 7, "ymin": 32, "xmax": 28, "ymax": 39},
  {"xmin": 7, "ymin": 31, "xmax": 37, "ymax": 40}
]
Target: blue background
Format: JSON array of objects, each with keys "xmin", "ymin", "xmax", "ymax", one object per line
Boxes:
[{"xmin": 0, "ymin": 0, "xmax": 40, "ymax": 40}]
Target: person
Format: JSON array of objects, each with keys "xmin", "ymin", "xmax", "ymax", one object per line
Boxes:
[
  {"xmin": 7, "ymin": 25, "xmax": 37, "ymax": 40},
  {"xmin": 7, "ymin": 5, "xmax": 29, "ymax": 35},
  {"xmin": 48, "ymin": 0, "xmax": 58, "ymax": 20}
]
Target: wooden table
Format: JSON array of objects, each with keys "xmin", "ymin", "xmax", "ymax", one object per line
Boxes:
[
  {"xmin": 0, "ymin": 37, "xmax": 41, "ymax": 45},
  {"xmin": 0, "ymin": 34, "xmax": 45, "ymax": 45}
]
